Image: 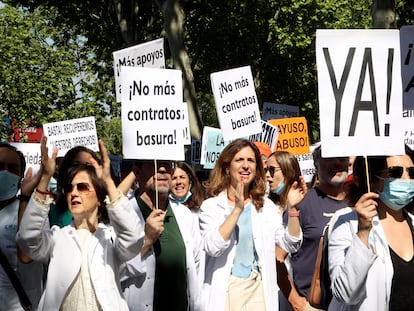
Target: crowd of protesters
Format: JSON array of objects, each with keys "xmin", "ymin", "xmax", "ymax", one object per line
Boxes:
[{"xmin": 1, "ymin": 135, "xmax": 414, "ymax": 311}]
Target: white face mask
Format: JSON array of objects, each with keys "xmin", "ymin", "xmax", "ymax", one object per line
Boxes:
[{"xmin": 0, "ymin": 170, "xmax": 20, "ymax": 201}]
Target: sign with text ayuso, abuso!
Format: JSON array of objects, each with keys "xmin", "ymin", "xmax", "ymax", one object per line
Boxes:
[
  {"xmin": 120, "ymin": 66, "xmax": 185, "ymax": 160},
  {"xmin": 316, "ymin": 29, "xmax": 404, "ymax": 157},
  {"xmin": 211, "ymin": 66, "xmax": 262, "ymax": 141},
  {"xmin": 43, "ymin": 116, "xmax": 99, "ymax": 157},
  {"xmin": 113, "ymin": 38, "xmax": 165, "ymax": 103}
]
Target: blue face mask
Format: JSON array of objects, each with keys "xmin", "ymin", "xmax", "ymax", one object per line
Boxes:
[
  {"xmin": 379, "ymin": 178, "xmax": 414, "ymax": 210},
  {"xmin": 272, "ymin": 181, "xmax": 285, "ymax": 195},
  {"xmin": 0, "ymin": 170, "xmax": 20, "ymax": 201},
  {"xmin": 169, "ymin": 191, "xmax": 192, "ymax": 204},
  {"xmin": 48, "ymin": 177, "xmax": 57, "ymax": 194}
]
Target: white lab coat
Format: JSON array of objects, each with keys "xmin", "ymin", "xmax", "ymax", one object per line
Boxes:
[
  {"xmin": 328, "ymin": 210, "xmax": 414, "ymax": 310},
  {"xmin": 199, "ymin": 191, "xmax": 302, "ymax": 311},
  {"xmin": 17, "ymin": 195, "xmax": 143, "ymax": 311},
  {"xmin": 120, "ymin": 200, "xmax": 203, "ymax": 311}
]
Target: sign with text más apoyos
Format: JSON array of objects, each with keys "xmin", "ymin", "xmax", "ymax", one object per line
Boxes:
[
  {"xmin": 316, "ymin": 29, "xmax": 404, "ymax": 157},
  {"xmin": 113, "ymin": 38, "xmax": 165, "ymax": 103}
]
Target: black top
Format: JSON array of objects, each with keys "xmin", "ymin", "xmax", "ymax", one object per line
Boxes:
[{"xmin": 389, "ymin": 216, "xmax": 414, "ymax": 311}]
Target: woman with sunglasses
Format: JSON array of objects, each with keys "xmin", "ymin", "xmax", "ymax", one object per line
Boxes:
[
  {"xmin": 199, "ymin": 138, "xmax": 303, "ymax": 311},
  {"xmin": 17, "ymin": 137, "xmax": 143, "ymax": 310},
  {"xmin": 265, "ymin": 151, "xmax": 307, "ymax": 310},
  {"xmin": 328, "ymin": 146, "xmax": 414, "ymax": 310},
  {"xmin": 265, "ymin": 151, "xmax": 307, "ymax": 214}
]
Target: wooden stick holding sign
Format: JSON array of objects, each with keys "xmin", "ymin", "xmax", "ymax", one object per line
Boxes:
[{"xmin": 154, "ymin": 159, "xmax": 158, "ymax": 210}]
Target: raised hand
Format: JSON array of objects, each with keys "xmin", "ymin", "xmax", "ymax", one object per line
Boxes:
[
  {"xmin": 40, "ymin": 136, "xmax": 58, "ymax": 180},
  {"xmin": 20, "ymin": 167, "xmax": 42, "ymax": 197},
  {"xmin": 287, "ymin": 176, "xmax": 308, "ymax": 209},
  {"xmin": 141, "ymin": 209, "xmax": 166, "ymax": 256},
  {"xmin": 88, "ymin": 140, "xmax": 119, "ymax": 200},
  {"xmin": 356, "ymin": 192, "xmax": 379, "ymax": 231},
  {"xmin": 355, "ymin": 192, "xmax": 379, "ymax": 246},
  {"xmin": 234, "ymin": 177, "xmax": 245, "ymax": 211}
]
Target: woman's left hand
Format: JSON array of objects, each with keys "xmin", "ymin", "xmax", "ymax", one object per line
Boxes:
[
  {"xmin": 88, "ymin": 140, "xmax": 119, "ymax": 201},
  {"xmin": 287, "ymin": 176, "xmax": 307, "ymax": 209}
]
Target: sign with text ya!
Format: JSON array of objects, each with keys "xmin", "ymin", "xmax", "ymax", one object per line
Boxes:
[
  {"xmin": 268, "ymin": 117, "xmax": 310, "ymax": 155},
  {"xmin": 43, "ymin": 116, "xmax": 99, "ymax": 157},
  {"xmin": 211, "ymin": 66, "xmax": 262, "ymax": 141},
  {"xmin": 120, "ymin": 66, "xmax": 185, "ymax": 160},
  {"xmin": 401, "ymin": 26, "xmax": 414, "ymax": 110},
  {"xmin": 113, "ymin": 38, "xmax": 165, "ymax": 103},
  {"xmin": 316, "ymin": 29, "xmax": 404, "ymax": 157}
]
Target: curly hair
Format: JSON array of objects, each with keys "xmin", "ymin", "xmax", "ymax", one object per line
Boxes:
[{"xmin": 203, "ymin": 138, "xmax": 266, "ymax": 209}]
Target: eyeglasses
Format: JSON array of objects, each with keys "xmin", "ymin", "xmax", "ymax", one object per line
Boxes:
[
  {"xmin": 63, "ymin": 182, "xmax": 94, "ymax": 195},
  {"xmin": 387, "ymin": 166, "xmax": 414, "ymax": 179},
  {"xmin": 264, "ymin": 166, "xmax": 282, "ymax": 177}
]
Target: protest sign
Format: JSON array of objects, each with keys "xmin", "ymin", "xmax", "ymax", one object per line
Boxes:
[
  {"xmin": 181, "ymin": 102, "xmax": 191, "ymax": 145},
  {"xmin": 401, "ymin": 26, "xmax": 414, "ymax": 110},
  {"xmin": 200, "ymin": 126, "xmax": 231, "ymax": 169},
  {"xmin": 210, "ymin": 66, "xmax": 262, "ymax": 140},
  {"xmin": 191, "ymin": 139, "xmax": 201, "ymax": 164},
  {"xmin": 295, "ymin": 142, "xmax": 320, "ymax": 184},
  {"xmin": 403, "ymin": 109, "xmax": 414, "ymax": 149},
  {"xmin": 316, "ymin": 29, "xmax": 404, "ymax": 157},
  {"xmin": 248, "ymin": 120, "xmax": 279, "ymax": 151},
  {"xmin": 43, "ymin": 117, "xmax": 99, "ymax": 157},
  {"xmin": 113, "ymin": 38, "xmax": 165, "ymax": 102},
  {"xmin": 268, "ymin": 117, "xmax": 310, "ymax": 155},
  {"xmin": 262, "ymin": 102, "xmax": 299, "ymax": 121},
  {"xmin": 11, "ymin": 142, "xmax": 41, "ymax": 175},
  {"xmin": 120, "ymin": 66, "xmax": 185, "ymax": 160}
]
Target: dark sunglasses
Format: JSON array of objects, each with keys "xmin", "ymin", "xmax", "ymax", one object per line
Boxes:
[
  {"xmin": 63, "ymin": 182, "xmax": 94, "ymax": 194},
  {"xmin": 387, "ymin": 166, "xmax": 414, "ymax": 179},
  {"xmin": 264, "ymin": 166, "xmax": 282, "ymax": 177}
]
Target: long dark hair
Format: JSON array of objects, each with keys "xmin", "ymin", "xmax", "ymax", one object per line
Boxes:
[{"xmin": 172, "ymin": 161, "xmax": 204, "ymax": 209}]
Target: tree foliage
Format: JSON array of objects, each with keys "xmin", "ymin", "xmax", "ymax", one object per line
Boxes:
[{"xmin": 2, "ymin": 0, "xmax": 413, "ymax": 152}]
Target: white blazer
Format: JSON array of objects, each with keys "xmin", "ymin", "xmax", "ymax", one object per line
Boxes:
[
  {"xmin": 120, "ymin": 200, "xmax": 203, "ymax": 311},
  {"xmin": 17, "ymin": 195, "xmax": 144, "ymax": 311},
  {"xmin": 199, "ymin": 191, "xmax": 302, "ymax": 311},
  {"xmin": 328, "ymin": 210, "xmax": 414, "ymax": 311}
]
